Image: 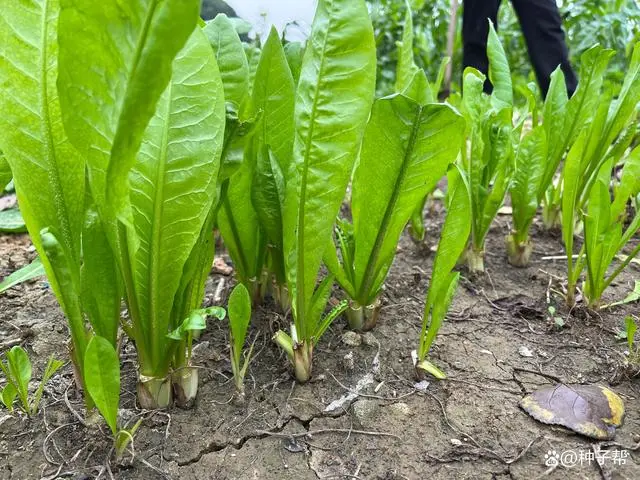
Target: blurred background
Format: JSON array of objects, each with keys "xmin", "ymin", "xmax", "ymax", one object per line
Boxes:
[{"xmin": 201, "ymin": 0, "xmax": 640, "ymax": 99}]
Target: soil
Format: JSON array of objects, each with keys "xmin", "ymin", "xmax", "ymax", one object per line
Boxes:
[{"xmin": 1, "ymin": 201, "xmax": 640, "ymax": 480}]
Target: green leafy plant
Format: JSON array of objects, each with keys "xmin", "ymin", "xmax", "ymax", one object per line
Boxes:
[
  {"xmin": 84, "ymin": 337, "xmax": 141, "ymax": 459},
  {"xmin": 545, "ymin": 43, "xmax": 639, "ymax": 230},
  {"xmin": 560, "ymin": 45, "xmax": 640, "ymax": 307},
  {"xmin": 207, "ymin": 14, "xmax": 268, "ymax": 302},
  {"xmin": 506, "ymin": 126, "xmax": 546, "ymax": 266},
  {"xmin": 1, "ymin": 346, "xmax": 63, "ymax": 415},
  {"xmin": 272, "ymin": 0, "xmax": 376, "ymax": 382},
  {"xmin": 250, "ymin": 27, "xmax": 296, "ymax": 311},
  {"xmin": 226, "ymin": 284, "xmax": 256, "ymax": 400},
  {"xmin": 56, "ymin": 3, "xmax": 225, "ymax": 409},
  {"xmin": 325, "ymin": 93, "xmax": 464, "ymax": 331},
  {"xmin": 414, "ymin": 166, "xmax": 470, "ymax": 379},
  {"xmin": 459, "ymin": 23, "xmax": 516, "ymax": 274},
  {"xmin": 581, "ymin": 149, "xmax": 640, "ymax": 308}
]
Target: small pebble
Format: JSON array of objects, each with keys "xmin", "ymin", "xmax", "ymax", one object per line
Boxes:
[{"xmin": 341, "ymin": 331, "xmax": 361, "ymax": 347}]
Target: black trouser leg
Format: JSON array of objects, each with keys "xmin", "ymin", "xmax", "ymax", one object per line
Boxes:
[
  {"xmin": 462, "ymin": 0, "xmax": 501, "ymax": 94},
  {"xmin": 510, "ymin": 0, "xmax": 578, "ymax": 97}
]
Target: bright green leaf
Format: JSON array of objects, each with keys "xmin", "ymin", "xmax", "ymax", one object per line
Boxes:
[{"xmin": 84, "ymin": 336, "xmax": 120, "ymax": 435}]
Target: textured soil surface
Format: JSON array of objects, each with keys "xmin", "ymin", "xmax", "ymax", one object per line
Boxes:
[{"xmin": 1, "ymin": 200, "xmax": 640, "ymax": 480}]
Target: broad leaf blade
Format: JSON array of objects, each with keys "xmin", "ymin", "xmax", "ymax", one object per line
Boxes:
[
  {"xmin": 426, "ymin": 165, "xmax": 470, "ymax": 310},
  {"xmin": 228, "ymin": 284, "xmax": 252, "ymax": 364},
  {"xmin": 352, "ymin": 97, "xmax": 464, "ymax": 303},
  {"xmin": 487, "ymin": 21, "xmax": 512, "ymax": 110},
  {"xmin": 511, "ymin": 128, "xmax": 547, "ymax": 235},
  {"xmin": 204, "ymin": 14, "xmax": 249, "ymax": 112},
  {"xmin": 84, "ymin": 336, "xmax": 120, "ymax": 435},
  {"xmin": 540, "ymin": 67, "xmax": 568, "ymax": 198},
  {"xmin": 283, "ymin": 0, "xmax": 376, "ymax": 335},
  {"xmin": 0, "ymin": 0, "xmax": 84, "ymax": 302},
  {"xmin": 252, "ymin": 27, "xmax": 295, "ymax": 172},
  {"xmin": 395, "ymin": 4, "xmax": 421, "ymax": 94},
  {"xmin": 6, "ymin": 346, "xmax": 32, "ymax": 409},
  {"xmin": 58, "ymin": 0, "xmax": 200, "ymax": 223},
  {"xmin": 81, "ymin": 205, "xmax": 122, "ymax": 347},
  {"xmin": 128, "ymin": 28, "xmax": 225, "ymax": 374}
]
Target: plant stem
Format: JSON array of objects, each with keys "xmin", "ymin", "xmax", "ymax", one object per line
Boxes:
[
  {"xmin": 171, "ymin": 366, "xmax": 198, "ymax": 409},
  {"xmin": 345, "ymin": 298, "xmax": 381, "ymax": 332},
  {"xmin": 505, "ymin": 232, "xmax": 533, "ymax": 267},
  {"xmin": 137, "ymin": 375, "xmax": 172, "ymax": 409},
  {"xmin": 292, "ymin": 341, "xmax": 313, "ymax": 383},
  {"xmin": 465, "ymin": 245, "xmax": 484, "ymax": 274}
]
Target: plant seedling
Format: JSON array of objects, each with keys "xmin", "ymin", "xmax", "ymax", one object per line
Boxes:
[
  {"xmin": 414, "ymin": 166, "xmax": 470, "ymax": 379},
  {"xmin": 272, "ymin": 0, "xmax": 376, "ymax": 382},
  {"xmin": 0, "ymin": 346, "xmax": 63, "ymax": 416},
  {"xmin": 227, "ymin": 284, "xmax": 256, "ymax": 400},
  {"xmin": 84, "ymin": 336, "xmax": 142, "ymax": 459}
]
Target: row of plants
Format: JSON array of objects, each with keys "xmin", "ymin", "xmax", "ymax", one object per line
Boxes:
[{"xmin": 0, "ymin": 0, "xmax": 638, "ymax": 454}]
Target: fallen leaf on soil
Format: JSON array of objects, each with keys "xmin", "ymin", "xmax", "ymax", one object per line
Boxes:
[{"xmin": 520, "ymin": 384, "xmax": 624, "ymax": 440}]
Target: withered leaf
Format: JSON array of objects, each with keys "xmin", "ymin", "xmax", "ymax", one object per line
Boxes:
[{"xmin": 519, "ymin": 384, "xmax": 624, "ymax": 440}]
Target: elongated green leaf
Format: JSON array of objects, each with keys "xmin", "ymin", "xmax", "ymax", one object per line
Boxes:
[
  {"xmin": 476, "ymin": 109, "xmax": 514, "ymax": 245},
  {"xmin": 283, "ymin": 0, "xmax": 376, "ymax": 337},
  {"xmin": 395, "ymin": 3, "xmax": 421, "ymax": 93},
  {"xmin": 84, "ymin": 336, "xmax": 120, "ymax": 435},
  {"xmin": 425, "ymin": 165, "xmax": 470, "ymax": 310},
  {"xmin": 0, "ymin": 257, "xmax": 45, "ymax": 294},
  {"xmin": 584, "ymin": 176, "xmax": 612, "ymax": 298},
  {"xmin": 228, "ymin": 284, "xmax": 252, "ymax": 366},
  {"xmin": 351, "ymin": 97, "xmax": 464, "ymax": 304},
  {"xmin": 81, "ymin": 205, "xmax": 121, "ymax": 347},
  {"xmin": 127, "ymin": 28, "xmax": 225, "ymax": 375},
  {"xmin": 31, "ymin": 355, "xmax": 63, "ymax": 414},
  {"xmin": 420, "ymin": 271, "xmax": 459, "ymax": 359},
  {"xmin": 252, "ymin": 146, "xmax": 286, "ymax": 252},
  {"xmin": 252, "ymin": 27, "xmax": 296, "ymax": 173},
  {"xmin": 58, "ymin": 0, "xmax": 200, "ymax": 224},
  {"xmin": 284, "ymin": 42, "xmax": 304, "ymax": 85},
  {"xmin": 4, "ymin": 346, "xmax": 31, "ymax": 411},
  {"xmin": 612, "ymin": 146, "xmax": 640, "ymax": 220},
  {"xmin": 204, "ymin": 14, "xmax": 250, "ymax": 112},
  {"xmin": 0, "ymin": 153, "xmax": 10, "ymax": 192},
  {"xmin": 323, "ymin": 233, "xmax": 356, "ymax": 299},
  {"xmin": 564, "ymin": 46, "xmax": 614, "ymax": 147},
  {"xmin": 562, "ymin": 131, "xmax": 588, "ymax": 277},
  {"xmin": 0, "ymin": 208, "xmax": 26, "ymax": 233},
  {"xmin": 40, "ymin": 229, "xmax": 87, "ymax": 372},
  {"xmin": 540, "ymin": 67, "xmax": 568, "ymax": 198},
  {"xmin": 218, "ymin": 164, "xmax": 264, "ymax": 283},
  {"xmin": 0, "ymin": 0, "xmax": 84, "ymax": 303},
  {"xmin": 602, "ymin": 43, "xmax": 640, "ymax": 149},
  {"xmin": 511, "ymin": 128, "xmax": 547, "ymax": 235},
  {"xmin": 487, "ymin": 21, "xmax": 512, "ymax": 110}
]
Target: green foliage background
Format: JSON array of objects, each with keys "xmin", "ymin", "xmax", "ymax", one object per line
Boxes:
[{"xmin": 368, "ymin": 0, "xmax": 640, "ymax": 96}]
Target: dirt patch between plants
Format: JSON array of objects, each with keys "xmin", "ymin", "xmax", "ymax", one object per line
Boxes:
[{"xmin": 1, "ymin": 205, "xmax": 640, "ymax": 480}]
